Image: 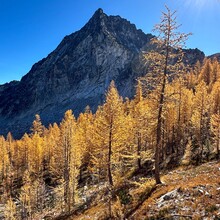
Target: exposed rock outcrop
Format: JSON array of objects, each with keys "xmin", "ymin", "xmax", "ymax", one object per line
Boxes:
[
  {"xmin": 208, "ymin": 53, "xmax": 220, "ymax": 61},
  {"xmin": 0, "ymin": 9, "xmax": 205, "ymax": 138}
]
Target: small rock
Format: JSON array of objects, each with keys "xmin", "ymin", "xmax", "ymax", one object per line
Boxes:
[
  {"xmin": 157, "ymin": 188, "xmax": 179, "ymax": 205},
  {"xmin": 198, "ymin": 189, "xmax": 204, "ymax": 194},
  {"xmin": 205, "ymin": 191, "xmax": 210, "ymax": 196},
  {"xmin": 163, "ymin": 194, "xmax": 171, "ymax": 200},
  {"xmin": 158, "ymin": 203, "xmax": 164, "ymax": 208}
]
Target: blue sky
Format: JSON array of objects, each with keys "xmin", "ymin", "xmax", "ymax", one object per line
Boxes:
[{"xmin": 0, "ymin": 0, "xmax": 220, "ymax": 84}]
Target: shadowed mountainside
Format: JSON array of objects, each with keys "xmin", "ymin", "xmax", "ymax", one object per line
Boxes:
[{"xmin": 0, "ymin": 8, "xmax": 205, "ymax": 138}]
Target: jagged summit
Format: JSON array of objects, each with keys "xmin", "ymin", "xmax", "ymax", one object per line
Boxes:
[
  {"xmin": 84, "ymin": 8, "xmax": 107, "ymax": 32},
  {"xmin": 0, "ymin": 9, "xmax": 205, "ymax": 138},
  {"xmin": 92, "ymin": 8, "xmax": 105, "ymax": 18}
]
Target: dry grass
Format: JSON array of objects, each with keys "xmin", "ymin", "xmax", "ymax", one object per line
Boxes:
[
  {"xmin": 68, "ymin": 203, "xmax": 107, "ymax": 220},
  {"xmin": 66, "ymin": 161, "xmax": 220, "ymax": 220},
  {"xmin": 131, "ymin": 160, "xmax": 220, "ymax": 219}
]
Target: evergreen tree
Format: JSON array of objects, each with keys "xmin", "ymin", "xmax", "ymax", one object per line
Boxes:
[
  {"xmin": 191, "ymin": 81, "xmax": 210, "ymax": 162},
  {"xmin": 211, "ymin": 80, "xmax": 220, "ymax": 115},
  {"xmin": 30, "ymin": 114, "xmax": 45, "ymax": 137},
  {"xmin": 142, "ymin": 5, "xmax": 191, "ymax": 184},
  {"xmin": 91, "ymin": 81, "xmax": 128, "ymax": 218},
  {"xmin": 47, "ymin": 123, "xmax": 62, "ymax": 177},
  {"xmin": 60, "ymin": 110, "xmax": 81, "ymax": 212},
  {"xmin": 4, "ymin": 197, "xmax": 17, "ymax": 220},
  {"xmin": 211, "ymin": 113, "xmax": 220, "ymax": 159},
  {"xmin": 76, "ymin": 107, "xmax": 94, "ymax": 182},
  {"xmin": 131, "ymin": 81, "xmax": 152, "ymax": 169},
  {"xmin": 212, "ymin": 57, "xmax": 220, "ymax": 84},
  {"xmin": 199, "ymin": 59, "xmax": 212, "ymax": 86}
]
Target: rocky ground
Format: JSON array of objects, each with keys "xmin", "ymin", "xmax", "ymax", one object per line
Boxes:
[
  {"xmin": 67, "ymin": 160, "xmax": 220, "ymax": 220},
  {"xmin": 131, "ymin": 161, "xmax": 220, "ymax": 219},
  {"xmin": 1, "ymin": 161, "xmax": 219, "ymax": 219}
]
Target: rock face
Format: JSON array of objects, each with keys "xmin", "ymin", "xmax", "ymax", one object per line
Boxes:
[
  {"xmin": 208, "ymin": 53, "xmax": 220, "ymax": 61},
  {"xmin": 0, "ymin": 9, "xmax": 205, "ymax": 138}
]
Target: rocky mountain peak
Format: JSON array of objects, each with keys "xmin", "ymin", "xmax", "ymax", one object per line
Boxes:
[
  {"xmin": 85, "ymin": 8, "xmax": 107, "ymax": 32},
  {"xmin": 92, "ymin": 8, "xmax": 105, "ymax": 19},
  {"xmin": 0, "ymin": 9, "xmax": 205, "ymax": 138}
]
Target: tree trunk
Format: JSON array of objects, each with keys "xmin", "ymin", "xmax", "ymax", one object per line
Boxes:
[
  {"xmin": 64, "ymin": 137, "xmax": 70, "ymax": 213},
  {"xmin": 155, "ymin": 75, "xmax": 166, "ymax": 184},
  {"xmin": 137, "ymin": 132, "xmax": 142, "ymax": 169},
  {"xmin": 108, "ymin": 189, "xmax": 112, "ymax": 219},
  {"xmin": 108, "ymin": 121, "xmax": 113, "ymax": 186},
  {"xmin": 217, "ymin": 136, "xmax": 220, "ymax": 159}
]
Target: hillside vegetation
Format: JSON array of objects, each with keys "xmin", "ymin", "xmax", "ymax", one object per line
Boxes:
[
  {"xmin": 67, "ymin": 160, "xmax": 220, "ymax": 219},
  {"xmin": 1, "ymin": 6, "xmax": 220, "ymax": 220},
  {"xmin": 0, "ymin": 57, "xmax": 220, "ymax": 219}
]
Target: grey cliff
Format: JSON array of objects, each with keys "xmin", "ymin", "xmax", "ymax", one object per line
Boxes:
[{"xmin": 0, "ymin": 9, "xmax": 205, "ymax": 138}]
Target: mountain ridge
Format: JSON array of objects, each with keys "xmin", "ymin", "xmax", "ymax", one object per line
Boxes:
[{"xmin": 0, "ymin": 8, "xmax": 206, "ymax": 138}]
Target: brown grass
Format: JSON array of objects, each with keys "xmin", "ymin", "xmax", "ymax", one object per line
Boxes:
[
  {"xmin": 66, "ymin": 161, "xmax": 220, "ymax": 220},
  {"xmin": 131, "ymin": 161, "xmax": 220, "ymax": 219}
]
